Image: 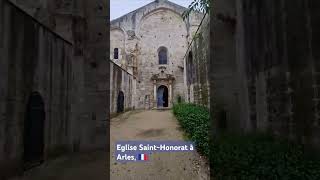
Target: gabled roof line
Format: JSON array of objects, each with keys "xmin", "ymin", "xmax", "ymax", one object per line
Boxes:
[{"xmin": 110, "ymin": 0, "xmax": 189, "ymax": 23}]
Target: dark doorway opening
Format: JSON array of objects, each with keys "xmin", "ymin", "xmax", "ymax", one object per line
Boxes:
[
  {"xmin": 117, "ymin": 91, "xmax": 124, "ymax": 113},
  {"xmin": 218, "ymin": 110, "xmax": 227, "ymax": 130},
  {"xmin": 157, "ymin": 85, "xmax": 169, "ymax": 107},
  {"xmin": 24, "ymin": 92, "xmax": 45, "ymax": 169}
]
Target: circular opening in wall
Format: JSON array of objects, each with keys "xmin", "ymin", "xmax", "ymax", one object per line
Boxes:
[
  {"xmin": 138, "ymin": 81, "xmax": 141, "ymax": 83},
  {"xmin": 98, "ymin": 32, "xmax": 102, "ymax": 36}
]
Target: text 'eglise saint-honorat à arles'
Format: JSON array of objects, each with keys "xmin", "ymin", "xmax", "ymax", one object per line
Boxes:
[{"xmin": 117, "ymin": 143, "xmax": 193, "ymax": 153}]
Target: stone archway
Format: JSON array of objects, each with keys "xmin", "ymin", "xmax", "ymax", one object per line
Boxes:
[
  {"xmin": 24, "ymin": 92, "xmax": 45, "ymax": 168},
  {"xmin": 151, "ymin": 72, "xmax": 175, "ymax": 108},
  {"xmin": 157, "ymin": 85, "xmax": 169, "ymax": 107}
]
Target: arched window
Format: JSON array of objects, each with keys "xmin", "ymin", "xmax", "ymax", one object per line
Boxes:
[
  {"xmin": 114, "ymin": 48, "xmax": 119, "ymax": 59},
  {"xmin": 158, "ymin": 47, "xmax": 168, "ymax": 64},
  {"xmin": 187, "ymin": 51, "xmax": 193, "ymax": 85}
]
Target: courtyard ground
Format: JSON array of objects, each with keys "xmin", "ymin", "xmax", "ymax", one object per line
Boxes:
[
  {"xmin": 110, "ymin": 110, "xmax": 210, "ymax": 180},
  {"xmin": 9, "ymin": 110, "xmax": 209, "ymax": 180},
  {"xmin": 9, "ymin": 151, "xmax": 108, "ymax": 180}
]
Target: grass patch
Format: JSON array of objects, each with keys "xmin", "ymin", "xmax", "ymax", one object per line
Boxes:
[{"xmin": 173, "ymin": 103, "xmax": 320, "ymax": 179}]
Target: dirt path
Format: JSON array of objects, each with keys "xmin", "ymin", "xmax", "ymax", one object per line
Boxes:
[
  {"xmin": 110, "ymin": 110, "xmax": 210, "ymax": 180},
  {"xmin": 9, "ymin": 151, "xmax": 108, "ymax": 180},
  {"xmin": 9, "ymin": 110, "xmax": 209, "ymax": 180}
]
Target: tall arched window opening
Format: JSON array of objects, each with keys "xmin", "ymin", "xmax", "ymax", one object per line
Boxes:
[
  {"xmin": 187, "ymin": 51, "xmax": 193, "ymax": 85},
  {"xmin": 114, "ymin": 48, "xmax": 119, "ymax": 59},
  {"xmin": 158, "ymin": 47, "xmax": 168, "ymax": 64}
]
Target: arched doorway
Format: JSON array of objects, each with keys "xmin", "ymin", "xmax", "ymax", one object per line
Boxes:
[
  {"xmin": 117, "ymin": 91, "xmax": 124, "ymax": 113},
  {"xmin": 157, "ymin": 85, "xmax": 169, "ymax": 107},
  {"xmin": 24, "ymin": 92, "xmax": 45, "ymax": 167}
]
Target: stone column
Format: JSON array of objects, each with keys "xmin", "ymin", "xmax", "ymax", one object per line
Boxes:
[{"xmin": 153, "ymin": 80, "xmax": 157, "ymax": 108}]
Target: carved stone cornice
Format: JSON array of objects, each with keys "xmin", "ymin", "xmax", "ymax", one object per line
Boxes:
[{"xmin": 151, "ymin": 73, "xmax": 175, "ymax": 81}]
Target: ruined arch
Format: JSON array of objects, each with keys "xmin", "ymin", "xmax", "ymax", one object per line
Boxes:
[
  {"xmin": 136, "ymin": 7, "xmax": 188, "ymax": 37},
  {"xmin": 137, "ymin": 7, "xmax": 188, "ymax": 66}
]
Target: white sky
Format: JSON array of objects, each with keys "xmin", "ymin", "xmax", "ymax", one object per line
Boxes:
[{"xmin": 110, "ymin": 0, "xmax": 193, "ymax": 20}]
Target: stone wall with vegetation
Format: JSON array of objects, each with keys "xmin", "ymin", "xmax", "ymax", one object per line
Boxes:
[{"xmin": 185, "ymin": 14, "xmax": 210, "ymax": 108}]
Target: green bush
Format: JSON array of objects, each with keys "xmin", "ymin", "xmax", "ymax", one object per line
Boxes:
[
  {"xmin": 173, "ymin": 103, "xmax": 320, "ymax": 180},
  {"xmin": 211, "ymin": 133, "xmax": 320, "ymax": 180},
  {"xmin": 172, "ymin": 103, "xmax": 210, "ymax": 156}
]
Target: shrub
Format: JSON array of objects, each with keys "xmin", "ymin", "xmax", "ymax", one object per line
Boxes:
[
  {"xmin": 172, "ymin": 103, "xmax": 210, "ymax": 156},
  {"xmin": 173, "ymin": 103, "xmax": 320, "ymax": 179},
  {"xmin": 211, "ymin": 133, "xmax": 320, "ymax": 180}
]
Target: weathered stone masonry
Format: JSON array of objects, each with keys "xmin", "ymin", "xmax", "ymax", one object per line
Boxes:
[
  {"xmin": 0, "ymin": 0, "xmax": 109, "ymax": 178},
  {"xmin": 211, "ymin": 0, "xmax": 320, "ymax": 147},
  {"xmin": 1, "ymin": 1, "xmax": 73, "ymax": 177},
  {"xmin": 110, "ymin": 0, "xmax": 203, "ymax": 109},
  {"xmin": 110, "ymin": 60, "xmax": 135, "ymax": 115},
  {"xmin": 185, "ymin": 14, "xmax": 210, "ymax": 107}
]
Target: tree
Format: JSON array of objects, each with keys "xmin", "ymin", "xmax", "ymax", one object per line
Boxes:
[{"xmin": 182, "ymin": 0, "xmax": 212, "ymax": 20}]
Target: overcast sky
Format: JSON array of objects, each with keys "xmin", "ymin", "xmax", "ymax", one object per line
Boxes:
[{"xmin": 111, "ymin": 0, "xmax": 193, "ymax": 20}]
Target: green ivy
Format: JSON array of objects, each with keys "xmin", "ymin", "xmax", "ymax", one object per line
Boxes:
[{"xmin": 173, "ymin": 103, "xmax": 320, "ymax": 179}]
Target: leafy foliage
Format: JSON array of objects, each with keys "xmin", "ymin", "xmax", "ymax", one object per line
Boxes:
[
  {"xmin": 172, "ymin": 103, "xmax": 210, "ymax": 156},
  {"xmin": 182, "ymin": 0, "xmax": 211, "ymax": 20},
  {"xmin": 211, "ymin": 134, "xmax": 320, "ymax": 179},
  {"xmin": 173, "ymin": 103, "xmax": 320, "ymax": 179}
]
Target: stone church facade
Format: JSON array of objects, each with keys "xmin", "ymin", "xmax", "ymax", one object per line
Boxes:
[{"xmin": 110, "ymin": 0, "xmax": 203, "ymax": 109}]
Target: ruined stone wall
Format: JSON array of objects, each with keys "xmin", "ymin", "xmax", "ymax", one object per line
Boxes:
[
  {"xmin": 185, "ymin": 14, "xmax": 210, "ymax": 107},
  {"xmin": 210, "ymin": 0, "xmax": 245, "ymax": 133},
  {"xmin": 110, "ymin": 61, "xmax": 135, "ymax": 115},
  {"xmin": 238, "ymin": 0, "xmax": 320, "ymax": 147},
  {"xmin": 0, "ymin": 1, "xmax": 73, "ymax": 177},
  {"xmin": 211, "ymin": 0, "xmax": 320, "ymax": 147},
  {"xmin": 0, "ymin": 0, "xmax": 109, "ymax": 178},
  {"xmin": 9, "ymin": 0, "xmax": 109, "ymax": 152},
  {"xmin": 79, "ymin": 0, "xmax": 109, "ymax": 151},
  {"xmin": 8, "ymin": 0, "xmax": 87, "ymax": 42},
  {"xmin": 110, "ymin": 28, "xmax": 126, "ymax": 68}
]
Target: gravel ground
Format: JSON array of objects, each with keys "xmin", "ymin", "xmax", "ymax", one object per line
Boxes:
[{"xmin": 110, "ymin": 110, "xmax": 210, "ymax": 180}]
